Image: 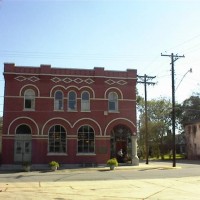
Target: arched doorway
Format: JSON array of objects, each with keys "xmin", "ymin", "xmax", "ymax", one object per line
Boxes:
[
  {"xmin": 110, "ymin": 125, "xmax": 132, "ymax": 163},
  {"xmin": 14, "ymin": 124, "xmax": 32, "ymax": 163}
]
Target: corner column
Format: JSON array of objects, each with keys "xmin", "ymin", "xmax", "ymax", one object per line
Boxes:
[{"xmin": 131, "ymin": 135, "xmax": 139, "ymax": 166}]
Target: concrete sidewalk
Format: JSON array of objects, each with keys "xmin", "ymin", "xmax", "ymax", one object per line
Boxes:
[{"xmin": 0, "ymin": 161, "xmax": 180, "ymax": 173}]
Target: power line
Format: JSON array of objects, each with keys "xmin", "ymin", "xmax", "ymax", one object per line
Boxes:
[{"xmin": 167, "ymin": 33, "xmax": 200, "ymax": 52}]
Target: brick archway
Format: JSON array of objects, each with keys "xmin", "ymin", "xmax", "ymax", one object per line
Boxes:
[{"xmin": 110, "ymin": 125, "xmax": 132, "ymax": 163}]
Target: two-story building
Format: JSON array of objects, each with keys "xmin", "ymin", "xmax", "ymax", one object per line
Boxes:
[
  {"xmin": 185, "ymin": 120, "xmax": 200, "ymax": 159},
  {"xmin": 2, "ymin": 63, "xmax": 139, "ymax": 167}
]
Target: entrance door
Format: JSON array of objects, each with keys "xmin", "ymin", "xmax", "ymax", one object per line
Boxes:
[
  {"xmin": 110, "ymin": 125, "xmax": 132, "ymax": 163},
  {"xmin": 14, "ymin": 139, "xmax": 32, "ymax": 162},
  {"xmin": 116, "ymin": 141, "xmax": 127, "ymax": 163},
  {"xmin": 14, "ymin": 124, "xmax": 32, "ymax": 163}
]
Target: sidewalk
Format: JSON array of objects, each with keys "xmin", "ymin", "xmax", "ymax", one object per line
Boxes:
[{"xmin": 0, "ymin": 160, "xmax": 179, "ymax": 173}]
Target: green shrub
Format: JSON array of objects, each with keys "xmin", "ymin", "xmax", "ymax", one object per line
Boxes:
[
  {"xmin": 49, "ymin": 161, "xmax": 59, "ymax": 168},
  {"xmin": 107, "ymin": 158, "xmax": 118, "ymax": 167}
]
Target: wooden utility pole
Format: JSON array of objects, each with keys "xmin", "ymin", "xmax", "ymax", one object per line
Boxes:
[
  {"xmin": 137, "ymin": 74, "xmax": 156, "ymax": 164},
  {"xmin": 161, "ymin": 53, "xmax": 185, "ymax": 167}
]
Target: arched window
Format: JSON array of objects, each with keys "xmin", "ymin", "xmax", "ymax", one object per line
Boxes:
[
  {"xmin": 78, "ymin": 125, "xmax": 94, "ymax": 153},
  {"xmin": 16, "ymin": 124, "xmax": 31, "ymax": 134},
  {"xmin": 81, "ymin": 91, "xmax": 90, "ymax": 111},
  {"xmin": 108, "ymin": 92, "xmax": 118, "ymax": 112},
  {"xmin": 24, "ymin": 89, "xmax": 35, "ymax": 110},
  {"xmin": 54, "ymin": 91, "xmax": 63, "ymax": 110},
  {"xmin": 48, "ymin": 125, "xmax": 66, "ymax": 153},
  {"xmin": 68, "ymin": 91, "xmax": 77, "ymax": 111}
]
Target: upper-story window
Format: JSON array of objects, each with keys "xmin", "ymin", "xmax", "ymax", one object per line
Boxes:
[
  {"xmin": 68, "ymin": 91, "xmax": 77, "ymax": 111},
  {"xmin": 24, "ymin": 89, "xmax": 35, "ymax": 110},
  {"xmin": 108, "ymin": 92, "xmax": 118, "ymax": 112},
  {"xmin": 54, "ymin": 91, "xmax": 63, "ymax": 111},
  {"xmin": 81, "ymin": 91, "xmax": 90, "ymax": 112}
]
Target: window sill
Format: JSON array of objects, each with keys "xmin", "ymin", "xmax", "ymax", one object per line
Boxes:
[
  {"xmin": 76, "ymin": 153, "xmax": 96, "ymax": 156},
  {"xmin": 108, "ymin": 111, "xmax": 119, "ymax": 113},
  {"xmin": 47, "ymin": 153, "xmax": 68, "ymax": 156},
  {"xmin": 23, "ymin": 109, "xmax": 35, "ymax": 111},
  {"xmin": 81, "ymin": 110, "xmax": 91, "ymax": 112},
  {"xmin": 54, "ymin": 110, "xmax": 64, "ymax": 112}
]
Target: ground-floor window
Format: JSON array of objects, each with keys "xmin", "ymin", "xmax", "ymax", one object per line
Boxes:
[
  {"xmin": 78, "ymin": 125, "xmax": 94, "ymax": 153},
  {"xmin": 48, "ymin": 125, "xmax": 66, "ymax": 153}
]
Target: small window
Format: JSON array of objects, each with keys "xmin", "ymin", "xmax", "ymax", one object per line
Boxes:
[
  {"xmin": 24, "ymin": 89, "xmax": 35, "ymax": 110},
  {"xmin": 48, "ymin": 125, "xmax": 66, "ymax": 153},
  {"xmin": 188, "ymin": 126, "xmax": 191, "ymax": 134},
  {"xmin": 54, "ymin": 91, "xmax": 63, "ymax": 110},
  {"xmin": 68, "ymin": 91, "xmax": 77, "ymax": 111},
  {"xmin": 81, "ymin": 91, "xmax": 90, "ymax": 111},
  {"xmin": 193, "ymin": 125, "xmax": 197, "ymax": 134},
  {"xmin": 16, "ymin": 124, "xmax": 31, "ymax": 134},
  {"xmin": 108, "ymin": 92, "xmax": 118, "ymax": 112},
  {"xmin": 78, "ymin": 125, "xmax": 94, "ymax": 153}
]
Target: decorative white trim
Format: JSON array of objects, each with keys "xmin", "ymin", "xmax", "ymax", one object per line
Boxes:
[
  {"xmin": 15, "ymin": 76, "xmax": 26, "ymax": 82},
  {"xmin": 41, "ymin": 117, "xmax": 72, "ymax": 135},
  {"xmin": 15, "ymin": 76, "xmax": 40, "ymax": 82},
  {"xmin": 7, "ymin": 117, "xmax": 39, "ymax": 135},
  {"xmin": 104, "ymin": 118, "xmax": 136, "ymax": 136},
  {"xmin": 73, "ymin": 118, "xmax": 102, "ymax": 136},
  {"xmin": 51, "ymin": 77, "xmax": 94, "ymax": 85},
  {"xmin": 105, "ymin": 79, "xmax": 127, "ymax": 85},
  {"xmin": 14, "ymin": 123, "xmax": 32, "ymax": 135},
  {"xmin": 50, "ymin": 85, "xmax": 95, "ymax": 98},
  {"xmin": 50, "ymin": 85, "xmax": 66, "ymax": 97},
  {"xmin": 5, "ymin": 71, "xmax": 137, "ymax": 80},
  {"xmin": 104, "ymin": 87, "xmax": 123, "ymax": 99},
  {"xmin": 19, "ymin": 84, "xmax": 40, "ymax": 97}
]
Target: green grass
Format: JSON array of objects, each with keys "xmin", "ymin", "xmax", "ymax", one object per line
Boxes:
[{"xmin": 141, "ymin": 154, "xmax": 186, "ymax": 161}]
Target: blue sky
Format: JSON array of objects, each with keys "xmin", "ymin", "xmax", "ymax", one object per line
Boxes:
[{"xmin": 1, "ymin": 0, "xmax": 200, "ymax": 116}]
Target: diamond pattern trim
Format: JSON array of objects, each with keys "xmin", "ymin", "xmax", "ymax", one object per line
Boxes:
[
  {"xmin": 105, "ymin": 79, "xmax": 127, "ymax": 85},
  {"xmin": 51, "ymin": 77, "xmax": 94, "ymax": 84},
  {"xmin": 15, "ymin": 76, "xmax": 40, "ymax": 82}
]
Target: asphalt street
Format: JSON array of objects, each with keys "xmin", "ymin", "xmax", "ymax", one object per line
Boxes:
[{"xmin": 0, "ymin": 160, "xmax": 200, "ymax": 199}]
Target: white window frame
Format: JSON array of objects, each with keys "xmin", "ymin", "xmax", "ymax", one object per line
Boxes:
[
  {"xmin": 54, "ymin": 90, "xmax": 64, "ymax": 111},
  {"xmin": 108, "ymin": 92, "xmax": 118, "ymax": 112},
  {"xmin": 24, "ymin": 89, "xmax": 35, "ymax": 110},
  {"xmin": 68, "ymin": 91, "xmax": 77, "ymax": 111},
  {"xmin": 77, "ymin": 125, "xmax": 95, "ymax": 154},
  {"xmin": 81, "ymin": 91, "xmax": 90, "ymax": 112},
  {"xmin": 48, "ymin": 125, "xmax": 67, "ymax": 154}
]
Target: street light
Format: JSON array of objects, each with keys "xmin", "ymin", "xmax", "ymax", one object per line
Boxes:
[{"xmin": 176, "ymin": 68, "xmax": 192, "ymax": 91}]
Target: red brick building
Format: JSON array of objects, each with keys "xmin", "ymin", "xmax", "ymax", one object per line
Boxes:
[{"xmin": 2, "ymin": 63, "xmax": 139, "ymax": 167}]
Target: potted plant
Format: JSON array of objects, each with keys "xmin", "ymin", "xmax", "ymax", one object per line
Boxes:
[
  {"xmin": 107, "ymin": 158, "xmax": 118, "ymax": 170},
  {"xmin": 22, "ymin": 161, "xmax": 31, "ymax": 172},
  {"xmin": 49, "ymin": 161, "xmax": 59, "ymax": 171}
]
